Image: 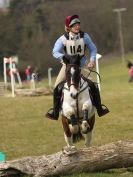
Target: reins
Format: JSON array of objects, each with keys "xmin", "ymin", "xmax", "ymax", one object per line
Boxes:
[
  {"xmin": 76, "ymin": 84, "xmax": 89, "ymax": 120},
  {"xmin": 87, "ymin": 69, "xmax": 101, "ymax": 84},
  {"xmin": 64, "ymin": 64, "xmax": 101, "ymax": 90}
]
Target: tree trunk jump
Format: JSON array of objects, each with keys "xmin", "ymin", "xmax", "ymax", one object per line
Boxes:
[{"xmin": 0, "ymin": 140, "xmax": 133, "ymax": 177}]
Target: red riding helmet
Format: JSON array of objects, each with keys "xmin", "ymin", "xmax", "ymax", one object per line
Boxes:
[{"xmin": 65, "ymin": 15, "xmax": 80, "ymax": 28}]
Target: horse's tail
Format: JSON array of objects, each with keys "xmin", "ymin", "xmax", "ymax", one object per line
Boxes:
[{"xmin": 72, "ymin": 129, "xmax": 84, "ymax": 143}]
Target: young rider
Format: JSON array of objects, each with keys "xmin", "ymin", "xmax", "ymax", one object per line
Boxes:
[{"xmin": 46, "ymin": 15, "xmax": 109, "ymax": 120}]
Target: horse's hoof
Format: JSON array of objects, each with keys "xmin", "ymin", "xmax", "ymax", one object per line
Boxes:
[{"xmin": 62, "ymin": 146, "xmax": 77, "ymax": 155}]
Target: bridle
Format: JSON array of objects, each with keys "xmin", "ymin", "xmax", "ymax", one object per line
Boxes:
[{"xmin": 65, "ymin": 63, "xmax": 81, "ymax": 89}]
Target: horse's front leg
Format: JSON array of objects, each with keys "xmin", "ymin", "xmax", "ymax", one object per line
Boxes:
[
  {"xmin": 62, "ymin": 115, "xmax": 73, "ymax": 147},
  {"xmin": 81, "ymin": 101, "xmax": 95, "ymax": 147},
  {"xmin": 62, "ymin": 103, "xmax": 79, "ymax": 135},
  {"xmin": 81, "ymin": 101, "xmax": 94, "ymax": 134},
  {"xmin": 62, "ymin": 114, "xmax": 79, "ymax": 146},
  {"xmin": 84, "ymin": 131, "xmax": 92, "ymax": 147},
  {"xmin": 62, "ymin": 115, "xmax": 77, "ymax": 154},
  {"xmin": 83, "ymin": 114, "xmax": 95, "ymax": 147},
  {"xmin": 69, "ymin": 114, "xmax": 79, "ymax": 135},
  {"xmin": 81, "ymin": 109, "xmax": 90, "ymax": 134}
]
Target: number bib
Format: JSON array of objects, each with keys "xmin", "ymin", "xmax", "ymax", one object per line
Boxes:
[{"xmin": 66, "ymin": 38, "xmax": 85, "ymax": 56}]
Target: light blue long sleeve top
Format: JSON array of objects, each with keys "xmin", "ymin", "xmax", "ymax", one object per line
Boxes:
[{"xmin": 52, "ymin": 32, "xmax": 97, "ymax": 67}]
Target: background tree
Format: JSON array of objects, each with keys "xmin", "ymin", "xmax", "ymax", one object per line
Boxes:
[{"xmin": 0, "ymin": 0, "xmax": 133, "ymax": 76}]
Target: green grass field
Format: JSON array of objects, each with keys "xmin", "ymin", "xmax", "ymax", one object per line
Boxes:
[{"xmin": 0, "ymin": 54, "xmax": 133, "ymax": 177}]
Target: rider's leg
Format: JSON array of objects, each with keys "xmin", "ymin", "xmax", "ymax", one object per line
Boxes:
[
  {"xmin": 45, "ymin": 65, "xmax": 66, "ymax": 120},
  {"xmin": 86, "ymin": 79, "xmax": 109, "ymax": 117},
  {"xmin": 46, "ymin": 82, "xmax": 64, "ymax": 119},
  {"xmin": 81, "ymin": 67, "xmax": 109, "ymax": 117},
  {"xmin": 54, "ymin": 64, "xmax": 66, "ymax": 87}
]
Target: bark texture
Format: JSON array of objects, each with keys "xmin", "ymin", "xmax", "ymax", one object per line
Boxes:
[
  {"xmin": 0, "ymin": 140, "xmax": 133, "ymax": 177},
  {"xmin": 15, "ymin": 88, "xmax": 52, "ymax": 96}
]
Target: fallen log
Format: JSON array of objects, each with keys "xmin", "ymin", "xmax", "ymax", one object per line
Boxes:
[
  {"xmin": 0, "ymin": 140, "xmax": 133, "ymax": 177},
  {"xmin": 15, "ymin": 88, "xmax": 52, "ymax": 96}
]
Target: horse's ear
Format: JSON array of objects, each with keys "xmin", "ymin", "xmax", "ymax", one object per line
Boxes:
[
  {"xmin": 73, "ymin": 54, "xmax": 81, "ymax": 61},
  {"xmin": 62, "ymin": 54, "xmax": 70, "ymax": 64},
  {"xmin": 73, "ymin": 54, "xmax": 81, "ymax": 65}
]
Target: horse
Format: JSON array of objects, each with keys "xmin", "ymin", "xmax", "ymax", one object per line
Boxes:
[{"xmin": 61, "ymin": 55, "xmax": 95, "ymax": 154}]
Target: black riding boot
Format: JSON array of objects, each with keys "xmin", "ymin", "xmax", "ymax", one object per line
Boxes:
[
  {"xmin": 45, "ymin": 82, "xmax": 64, "ymax": 120},
  {"xmin": 86, "ymin": 79, "xmax": 109, "ymax": 117}
]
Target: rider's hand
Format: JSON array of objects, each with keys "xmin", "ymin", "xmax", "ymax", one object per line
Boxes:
[{"xmin": 87, "ymin": 61, "xmax": 95, "ymax": 70}]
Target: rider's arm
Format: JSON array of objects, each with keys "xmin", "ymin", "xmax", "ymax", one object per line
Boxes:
[
  {"xmin": 84, "ymin": 33, "xmax": 97, "ymax": 69},
  {"xmin": 84, "ymin": 33, "xmax": 97, "ymax": 62},
  {"xmin": 52, "ymin": 36, "xmax": 65, "ymax": 60}
]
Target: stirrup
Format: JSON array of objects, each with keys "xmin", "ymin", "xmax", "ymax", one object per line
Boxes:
[
  {"xmin": 98, "ymin": 104, "xmax": 109, "ymax": 117},
  {"xmin": 101, "ymin": 104, "xmax": 109, "ymax": 110},
  {"xmin": 45, "ymin": 108, "xmax": 58, "ymax": 120}
]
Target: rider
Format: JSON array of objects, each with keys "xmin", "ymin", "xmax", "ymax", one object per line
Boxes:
[{"xmin": 46, "ymin": 14, "xmax": 109, "ymax": 120}]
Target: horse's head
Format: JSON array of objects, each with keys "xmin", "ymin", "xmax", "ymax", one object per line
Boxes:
[{"xmin": 63, "ymin": 55, "xmax": 81, "ymax": 99}]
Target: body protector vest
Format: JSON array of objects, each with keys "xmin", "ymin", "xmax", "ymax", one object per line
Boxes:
[{"xmin": 64, "ymin": 31, "xmax": 85, "ymax": 56}]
